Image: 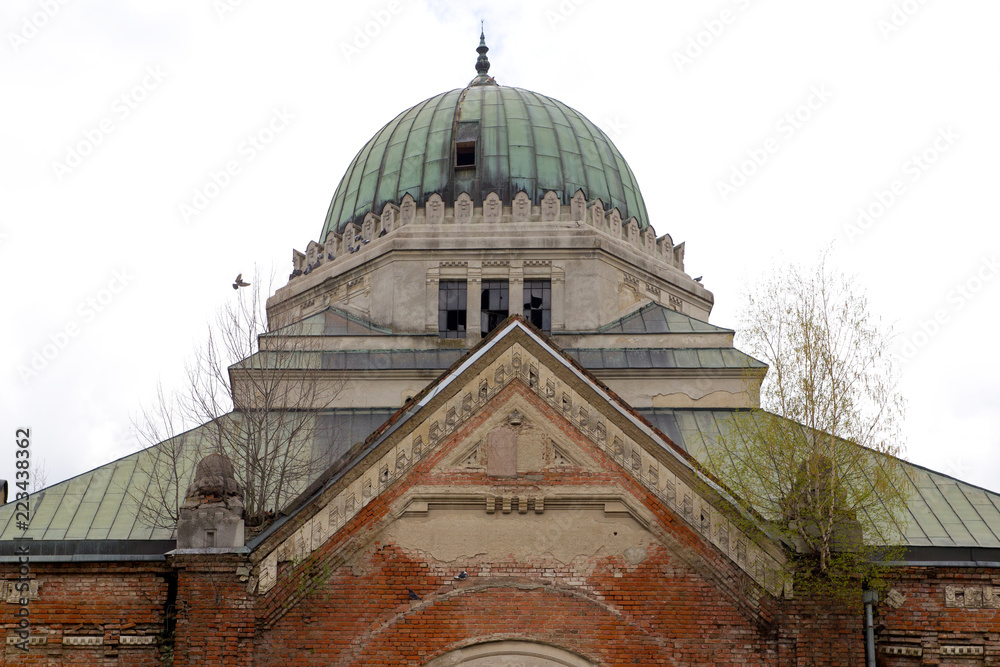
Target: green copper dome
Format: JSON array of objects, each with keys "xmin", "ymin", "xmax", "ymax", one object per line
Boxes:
[{"xmin": 320, "ymin": 82, "xmax": 650, "ymax": 240}]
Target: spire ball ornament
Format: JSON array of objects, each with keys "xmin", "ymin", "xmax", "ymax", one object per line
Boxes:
[{"xmin": 476, "ymin": 25, "xmax": 490, "ymax": 76}]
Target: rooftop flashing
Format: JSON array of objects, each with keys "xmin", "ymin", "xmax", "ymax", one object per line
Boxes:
[{"xmin": 0, "ymin": 539, "xmax": 174, "ymax": 562}]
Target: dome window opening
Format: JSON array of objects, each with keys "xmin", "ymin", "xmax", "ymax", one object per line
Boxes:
[
  {"xmin": 454, "ymin": 121, "xmax": 479, "ymax": 170},
  {"xmin": 481, "ymin": 280, "xmax": 509, "ymax": 336},
  {"xmin": 456, "ymin": 142, "xmax": 476, "ymax": 168}
]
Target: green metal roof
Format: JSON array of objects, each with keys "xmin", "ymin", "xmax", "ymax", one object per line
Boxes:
[
  {"xmin": 646, "ymin": 408, "xmax": 1000, "ymax": 550},
  {"xmin": 0, "ymin": 409, "xmax": 394, "ymax": 555},
  {"xmin": 598, "ymin": 302, "xmax": 736, "ymax": 335},
  {"xmin": 321, "ymin": 83, "xmax": 650, "ymax": 239}
]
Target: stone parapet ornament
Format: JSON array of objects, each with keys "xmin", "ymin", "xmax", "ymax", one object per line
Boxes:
[{"xmin": 289, "ymin": 189, "xmax": 688, "ymax": 281}]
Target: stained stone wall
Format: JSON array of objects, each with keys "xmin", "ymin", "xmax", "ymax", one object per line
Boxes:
[{"xmin": 270, "ymin": 192, "xmax": 711, "ymax": 336}]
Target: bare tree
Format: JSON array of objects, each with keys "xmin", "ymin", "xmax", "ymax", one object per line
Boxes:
[
  {"xmin": 129, "ymin": 267, "xmax": 344, "ymax": 529},
  {"xmin": 30, "ymin": 457, "xmax": 48, "ymax": 494},
  {"xmin": 702, "ymin": 254, "xmax": 909, "ymax": 600}
]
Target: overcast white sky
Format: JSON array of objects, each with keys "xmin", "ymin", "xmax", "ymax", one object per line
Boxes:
[{"xmin": 2, "ymin": 0, "xmax": 998, "ymax": 494}]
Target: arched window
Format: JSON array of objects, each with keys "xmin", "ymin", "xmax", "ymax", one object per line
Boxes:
[{"xmin": 423, "ymin": 640, "xmax": 595, "ymax": 667}]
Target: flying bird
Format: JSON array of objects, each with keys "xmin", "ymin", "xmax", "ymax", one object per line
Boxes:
[
  {"xmin": 232, "ymin": 274, "xmax": 250, "ymax": 290},
  {"xmin": 453, "ymin": 571, "xmax": 468, "ymax": 581},
  {"xmin": 407, "ymin": 588, "xmax": 421, "ymax": 601}
]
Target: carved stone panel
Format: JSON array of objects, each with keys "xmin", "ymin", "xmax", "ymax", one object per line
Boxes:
[
  {"xmin": 306, "ymin": 241, "xmax": 321, "ymax": 268},
  {"xmin": 455, "ymin": 192, "xmax": 473, "ymax": 224},
  {"xmin": 608, "ymin": 208, "xmax": 623, "ymax": 237},
  {"xmin": 324, "ymin": 231, "xmax": 341, "ymax": 261},
  {"xmin": 486, "ymin": 426, "xmax": 517, "ymax": 477},
  {"xmin": 945, "ymin": 585, "xmax": 1000, "ymax": 608},
  {"xmin": 512, "ymin": 191, "xmax": 531, "ymax": 222},
  {"xmin": 400, "ymin": 193, "xmax": 416, "ymax": 226},
  {"xmin": 541, "ymin": 191, "xmax": 560, "ymax": 222},
  {"xmin": 483, "ymin": 191, "xmax": 502, "ymax": 223},
  {"xmin": 361, "ymin": 213, "xmax": 378, "ymax": 242},
  {"xmin": 656, "ymin": 234, "xmax": 674, "ymax": 265},
  {"xmin": 624, "ymin": 218, "xmax": 639, "ymax": 245},
  {"xmin": 641, "ymin": 228, "xmax": 656, "ymax": 254},
  {"xmin": 426, "ymin": 193, "xmax": 444, "ymax": 224},
  {"xmin": 381, "ymin": 202, "xmax": 399, "ymax": 233},
  {"xmin": 589, "ymin": 199, "xmax": 605, "ymax": 230},
  {"xmin": 343, "ymin": 223, "xmax": 359, "ymax": 250},
  {"xmin": 571, "ymin": 189, "xmax": 587, "ymax": 222}
]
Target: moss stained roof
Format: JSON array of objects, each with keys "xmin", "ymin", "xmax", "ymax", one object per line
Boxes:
[{"xmin": 321, "ymin": 84, "xmax": 650, "ymax": 239}]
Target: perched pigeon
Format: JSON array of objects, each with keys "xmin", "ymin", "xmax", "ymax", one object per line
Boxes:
[
  {"xmin": 453, "ymin": 571, "xmax": 468, "ymax": 581},
  {"xmin": 693, "ymin": 276, "xmax": 703, "ymax": 283},
  {"xmin": 407, "ymin": 588, "xmax": 421, "ymax": 601},
  {"xmin": 232, "ymin": 273, "xmax": 250, "ymax": 290}
]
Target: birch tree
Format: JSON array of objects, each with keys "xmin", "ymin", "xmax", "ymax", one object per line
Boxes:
[{"xmin": 703, "ymin": 255, "xmax": 909, "ymax": 599}]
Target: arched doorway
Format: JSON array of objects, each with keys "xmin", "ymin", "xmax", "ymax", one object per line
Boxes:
[{"xmin": 423, "ymin": 640, "xmax": 596, "ymax": 667}]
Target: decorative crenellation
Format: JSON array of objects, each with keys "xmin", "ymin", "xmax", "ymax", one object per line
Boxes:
[
  {"xmin": 5, "ymin": 635, "xmax": 47, "ymax": 646},
  {"xmin": 940, "ymin": 645, "xmax": 984, "ymax": 656},
  {"xmin": 255, "ymin": 342, "xmax": 785, "ymax": 597},
  {"xmin": 118, "ymin": 635, "xmax": 157, "ymax": 646},
  {"xmin": 62, "ymin": 636, "xmax": 104, "ymax": 647},
  {"xmin": 290, "ymin": 189, "xmax": 687, "ymax": 280},
  {"xmin": 944, "ymin": 584, "xmax": 1000, "ymax": 608}
]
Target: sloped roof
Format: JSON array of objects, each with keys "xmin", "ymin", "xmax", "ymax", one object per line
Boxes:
[
  {"xmin": 0, "ymin": 409, "xmax": 394, "ymax": 559},
  {"xmin": 267, "ymin": 307, "xmax": 393, "ymax": 336},
  {"xmin": 5, "ymin": 334, "xmax": 998, "ymax": 562},
  {"xmin": 639, "ymin": 408, "xmax": 1000, "ymax": 552},
  {"xmin": 597, "ymin": 302, "xmax": 734, "ymax": 335},
  {"xmin": 237, "ymin": 347, "xmax": 761, "ymax": 373}
]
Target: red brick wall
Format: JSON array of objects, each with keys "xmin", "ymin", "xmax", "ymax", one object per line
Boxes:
[
  {"xmin": 0, "ymin": 562, "xmax": 168, "ymax": 665},
  {"xmin": 1, "ymin": 380, "xmax": 996, "ymax": 664},
  {"xmin": 170, "ymin": 554, "xmax": 254, "ymax": 667},
  {"xmin": 253, "ymin": 383, "xmax": 785, "ymax": 665},
  {"xmin": 878, "ymin": 566, "xmax": 1000, "ymax": 665}
]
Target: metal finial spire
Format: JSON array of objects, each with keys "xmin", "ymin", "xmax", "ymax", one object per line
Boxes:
[{"xmin": 475, "ymin": 24, "xmax": 490, "ymax": 76}]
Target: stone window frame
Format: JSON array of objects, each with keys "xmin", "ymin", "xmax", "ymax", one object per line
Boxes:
[
  {"xmin": 438, "ymin": 279, "xmax": 468, "ymax": 338},
  {"xmin": 429, "ymin": 262, "xmax": 562, "ymax": 338}
]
